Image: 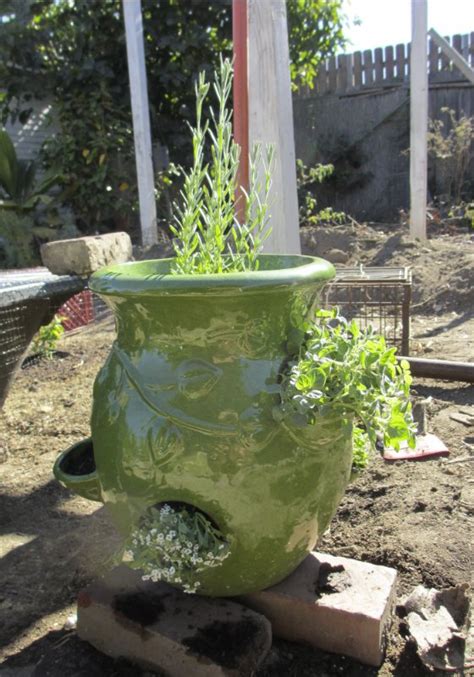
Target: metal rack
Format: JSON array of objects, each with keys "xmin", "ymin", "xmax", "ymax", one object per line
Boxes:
[{"xmin": 322, "ymin": 266, "xmax": 412, "ymax": 355}]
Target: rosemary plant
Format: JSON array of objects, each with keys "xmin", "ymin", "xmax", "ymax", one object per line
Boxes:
[{"xmin": 170, "ymin": 57, "xmax": 273, "ymax": 274}]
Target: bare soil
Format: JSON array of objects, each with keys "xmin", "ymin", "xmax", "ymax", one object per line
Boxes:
[{"xmin": 1, "ymin": 224, "xmax": 473, "ymax": 676}]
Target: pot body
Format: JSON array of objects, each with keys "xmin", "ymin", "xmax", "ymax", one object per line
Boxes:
[{"xmin": 87, "ymin": 255, "xmax": 353, "ymax": 596}]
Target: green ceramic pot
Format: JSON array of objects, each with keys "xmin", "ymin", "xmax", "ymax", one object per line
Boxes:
[{"xmin": 53, "ymin": 254, "xmax": 354, "ymax": 596}]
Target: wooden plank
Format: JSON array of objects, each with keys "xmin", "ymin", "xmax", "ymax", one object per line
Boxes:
[
  {"xmin": 337, "ymin": 54, "xmax": 348, "ymax": 92},
  {"xmin": 233, "ymin": 0, "xmax": 249, "ymax": 222},
  {"xmin": 395, "ymin": 43, "xmax": 405, "ymax": 80},
  {"xmin": 374, "ymin": 47, "xmax": 383, "ymax": 84},
  {"xmin": 353, "ymin": 51, "xmax": 362, "ymax": 88},
  {"xmin": 409, "ymin": 0, "xmax": 428, "ymax": 239},
  {"xmin": 385, "ymin": 45, "xmax": 394, "ymax": 80},
  {"xmin": 314, "ymin": 67, "xmax": 327, "ymax": 95},
  {"xmin": 344, "ymin": 53, "xmax": 353, "ymax": 90},
  {"xmin": 327, "ymin": 55, "xmax": 337, "ymax": 92},
  {"xmin": 122, "ymin": 0, "xmax": 158, "ymax": 246},
  {"xmin": 248, "ymin": 0, "xmax": 301, "ymax": 254},
  {"xmin": 428, "ymin": 36, "xmax": 439, "ymax": 75},
  {"xmin": 461, "ymin": 33, "xmax": 469, "ymax": 62},
  {"xmin": 440, "ymin": 34, "xmax": 450, "ymax": 71},
  {"xmin": 429, "ymin": 29, "xmax": 474, "ymax": 84},
  {"xmin": 363, "ymin": 49, "xmax": 373, "ymax": 86},
  {"xmin": 452, "ymin": 33, "xmax": 462, "ymax": 55}
]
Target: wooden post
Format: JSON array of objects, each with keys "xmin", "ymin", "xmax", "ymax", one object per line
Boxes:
[
  {"xmin": 232, "ymin": 0, "xmax": 249, "ymax": 223},
  {"xmin": 248, "ymin": 0, "xmax": 301, "ymax": 254},
  {"xmin": 122, "ymin": 0, "xmax": 157, "ymax": 246},
  {"xmin": 409, "ymin": 0, "xmax": 428, "ymax": 239}
]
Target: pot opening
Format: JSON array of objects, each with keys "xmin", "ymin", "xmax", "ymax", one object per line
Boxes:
[
  {"xmin": 146, "ymin": 500, "xmax": 221, "ymax": 531},
  {"xmin": 59, "ymin": 438, "xmax": 96, "ymax": 476}
]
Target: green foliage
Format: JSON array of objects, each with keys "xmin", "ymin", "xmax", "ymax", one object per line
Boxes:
[
  {"xmin": 287, "ymin": 0, "xmax": 346, "ymax": 90},
  {"xmin": 0, "ymin": 129, "xmax": 61, "ymax": 211},
  {"xmin": 427, "ymin": 107, "xmax": 474, "ymax": 204},
  {"xmin": 171, "ymin": 58, "xmax": 273, "ymax": 275},
  {"xmin": 0, "ymin": 0, "xmax": 346, "ymax": 235},
  {"xmin": 277, "ymin": 308, "xmax": 416, "ymax": 468},
  {"xmin": 31, "ymin": 314, "xmax": 66, "ymax": 359},
  {"xmin": 0, "ymin": 210, "xmax": 38, "ymax": 267},
  {"xmin": 296, "ymin": 159, "xmax": 346, "ymax": 225},
  {"xmin": 123, "ymin": 503, "xmax": 230, "ymax": 594},
  {"xmin": 0, "ymin": 128, "xmax": 75, "ymax": 267}
]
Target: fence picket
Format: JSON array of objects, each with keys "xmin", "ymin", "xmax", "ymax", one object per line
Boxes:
[
  {"xmin": 337, "ymin": 54, "xmax": 348, "ymax": 92},
  {"xmin": 452, "ymin": 34, "xmax": 462, "ymax": 56},
  {"xmin": 353, "ymin": 51, "xmax": 363, "ymax": 88},
  {"xmin": 385, "ymin": 45, "xmax": 394, "ymax": 80},
  {"xmin": 440, "ymin": 35, "xmax": 451, "ymax": 71},
  {"xmin": 429, "ymin": 37, "xmax": 439, "ymax": 74},
  {"xmin": 328, "ymin": 55, "xmax": 337, "ymax": 92},
  {"xmin": 395, "ymin": 43, "xmax": 405, "ymax": 79},
  {"xmin": 363, "ymin": 49, "xmax": 374, "ymax": 85},
  {"xmin": 374, "ymin": 47, "xmax": 384, "ymax": 83}
]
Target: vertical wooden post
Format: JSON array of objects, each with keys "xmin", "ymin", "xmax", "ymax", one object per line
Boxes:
[
  {"xmin": 233, "ymin": 0, "xmax": 249, "ymax": 223},
  {"xmin": 409, "ymin": 0, "xmax": 428, "ymax": 239},
  {"xmin": 248, "ymin": 0, "xmax": 301, "ymax": 254},
  {"xmin": 122, "ymin": 0, "xmax": 157, "ymax": 246}
]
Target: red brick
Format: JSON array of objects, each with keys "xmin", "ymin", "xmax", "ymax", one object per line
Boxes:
[{"xmin": 241, "ymin": 552, "xmax": 397, "ymax": 666}]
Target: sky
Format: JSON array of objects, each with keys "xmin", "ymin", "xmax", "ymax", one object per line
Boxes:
[{"xmin": 342, "ymin": 0, "xmax": 474, "ymax": 53}]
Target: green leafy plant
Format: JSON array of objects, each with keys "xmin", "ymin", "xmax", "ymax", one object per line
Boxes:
[
  {"xmin": 31, "ymin": 314, "xmax": 66, "ymax": 359},
  {"xmin": 0, "ymin": 128, "xmax": 70, "ymax": 267},
  {"xmin": 170, "ymin": 57, "xmax": 273, "ymax": 274},
  {"xmin": 296, "ymin": 159, "xmax": 346, "ymax": 226},
  {"xmin": 123, "ymin": 503, "xmax": 230, "ymax": 594},
  {"xmin": 0, "ymin": 0, "xmax": 346, "ymax": 235},
  {"xmin": 0, "ymin": 129, "xmax": 61, "ymax": 212},
  {"xmin": 277, "ymin": 308, "xmax": 416, "ymax": 469}
]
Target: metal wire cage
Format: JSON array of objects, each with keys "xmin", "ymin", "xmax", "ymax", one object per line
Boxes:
[{"xmin": 322, "ymin": 266, "xmax": 412, "ymax": 355}]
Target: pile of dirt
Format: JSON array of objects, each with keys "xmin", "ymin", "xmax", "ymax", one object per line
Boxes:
[{"xmin": 301, "ymin": 222, "xmax": 474, "ymax": 315}]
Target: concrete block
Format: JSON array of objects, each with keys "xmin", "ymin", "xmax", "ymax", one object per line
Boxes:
[
  {"xmin": 41, "ymin": 232, "xmax": 132, "ymax": 276},
  {"xmin": 77, "ymin": 566, "xmax": 272, "ymax": 676},
  {"xmin": 241, "ymin": 552, "xmax": 397, "ymax": 667}
]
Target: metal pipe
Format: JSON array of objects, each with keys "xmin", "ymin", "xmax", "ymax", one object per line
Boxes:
[{"xmin": 400, "ymin": 356, "xmax": 474, "ymax": 383}]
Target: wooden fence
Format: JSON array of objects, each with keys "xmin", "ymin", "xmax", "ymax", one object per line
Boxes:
[
  {"xmin": 292, "ymin": 33, "xmax": 474, "ymax": 221},
  {"xmin": 311, "ymin": 32, "xmax": 474, "ymax": 95}
]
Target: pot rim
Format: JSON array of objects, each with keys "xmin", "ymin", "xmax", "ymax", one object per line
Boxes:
[{"xmin": 89, "ymin": 254, "xmax": 335, "ymax": 298}]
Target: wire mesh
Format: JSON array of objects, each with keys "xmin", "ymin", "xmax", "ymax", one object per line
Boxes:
[{"xmin": 322, "ymin": 266, "xmax": 412, "ymax": 355}]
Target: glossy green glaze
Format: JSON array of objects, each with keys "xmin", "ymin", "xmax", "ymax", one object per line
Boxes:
[{"xmin": 55, "ymin": 255, "xmax": 354, "ymax": 596}]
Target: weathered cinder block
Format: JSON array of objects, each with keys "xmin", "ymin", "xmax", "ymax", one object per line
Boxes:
[
  {"xmin": 41, "ymin": 232, "xmax": 132, "ymax": 276},
  {"xmin": 241, "ymin": 552, "xmax": 397, "ymax": 667},
  {"xmin": 77, "ymin": 566, "xmax": 272, "ymax": 677}
]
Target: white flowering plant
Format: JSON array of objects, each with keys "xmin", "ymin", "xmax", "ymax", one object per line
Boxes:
[{"xmin": 123, "ymin": 503, "xmax": 230, "ymax": 594}]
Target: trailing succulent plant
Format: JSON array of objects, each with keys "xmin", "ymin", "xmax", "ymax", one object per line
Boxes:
[{"xmin": 276, "ymin": 308, "xmax": 416, "ymax": 469}]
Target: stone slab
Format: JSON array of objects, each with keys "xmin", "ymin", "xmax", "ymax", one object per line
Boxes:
[
  {"xmin": 41, "ymin": 232, "xmax": 132, "ymax": 276},
  {"xmin": 77, "ymin": 566, "xmax": 272, "ymax": 677},
  {"xmin": 241, "ymin": 552, "xmax": 397, "ymax": 667}
]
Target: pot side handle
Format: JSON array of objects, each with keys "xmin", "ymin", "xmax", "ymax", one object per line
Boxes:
[{"xmin": 53, "ymin": 438, "xmax": 102, "ymax": 503}]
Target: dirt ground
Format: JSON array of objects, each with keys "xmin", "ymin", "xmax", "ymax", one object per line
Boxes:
[{"xmin": 1, "ymin": 223, "xmax": 473, "ymax": 676}]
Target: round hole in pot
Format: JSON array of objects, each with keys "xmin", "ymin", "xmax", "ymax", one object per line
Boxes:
[
  {"xmin": 145, "ymin": 501, "xmax": 221, "ymax": 531},
  {"xmin": 60, "ymin": 438, "xmax": 96, "ymax": 476}
]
